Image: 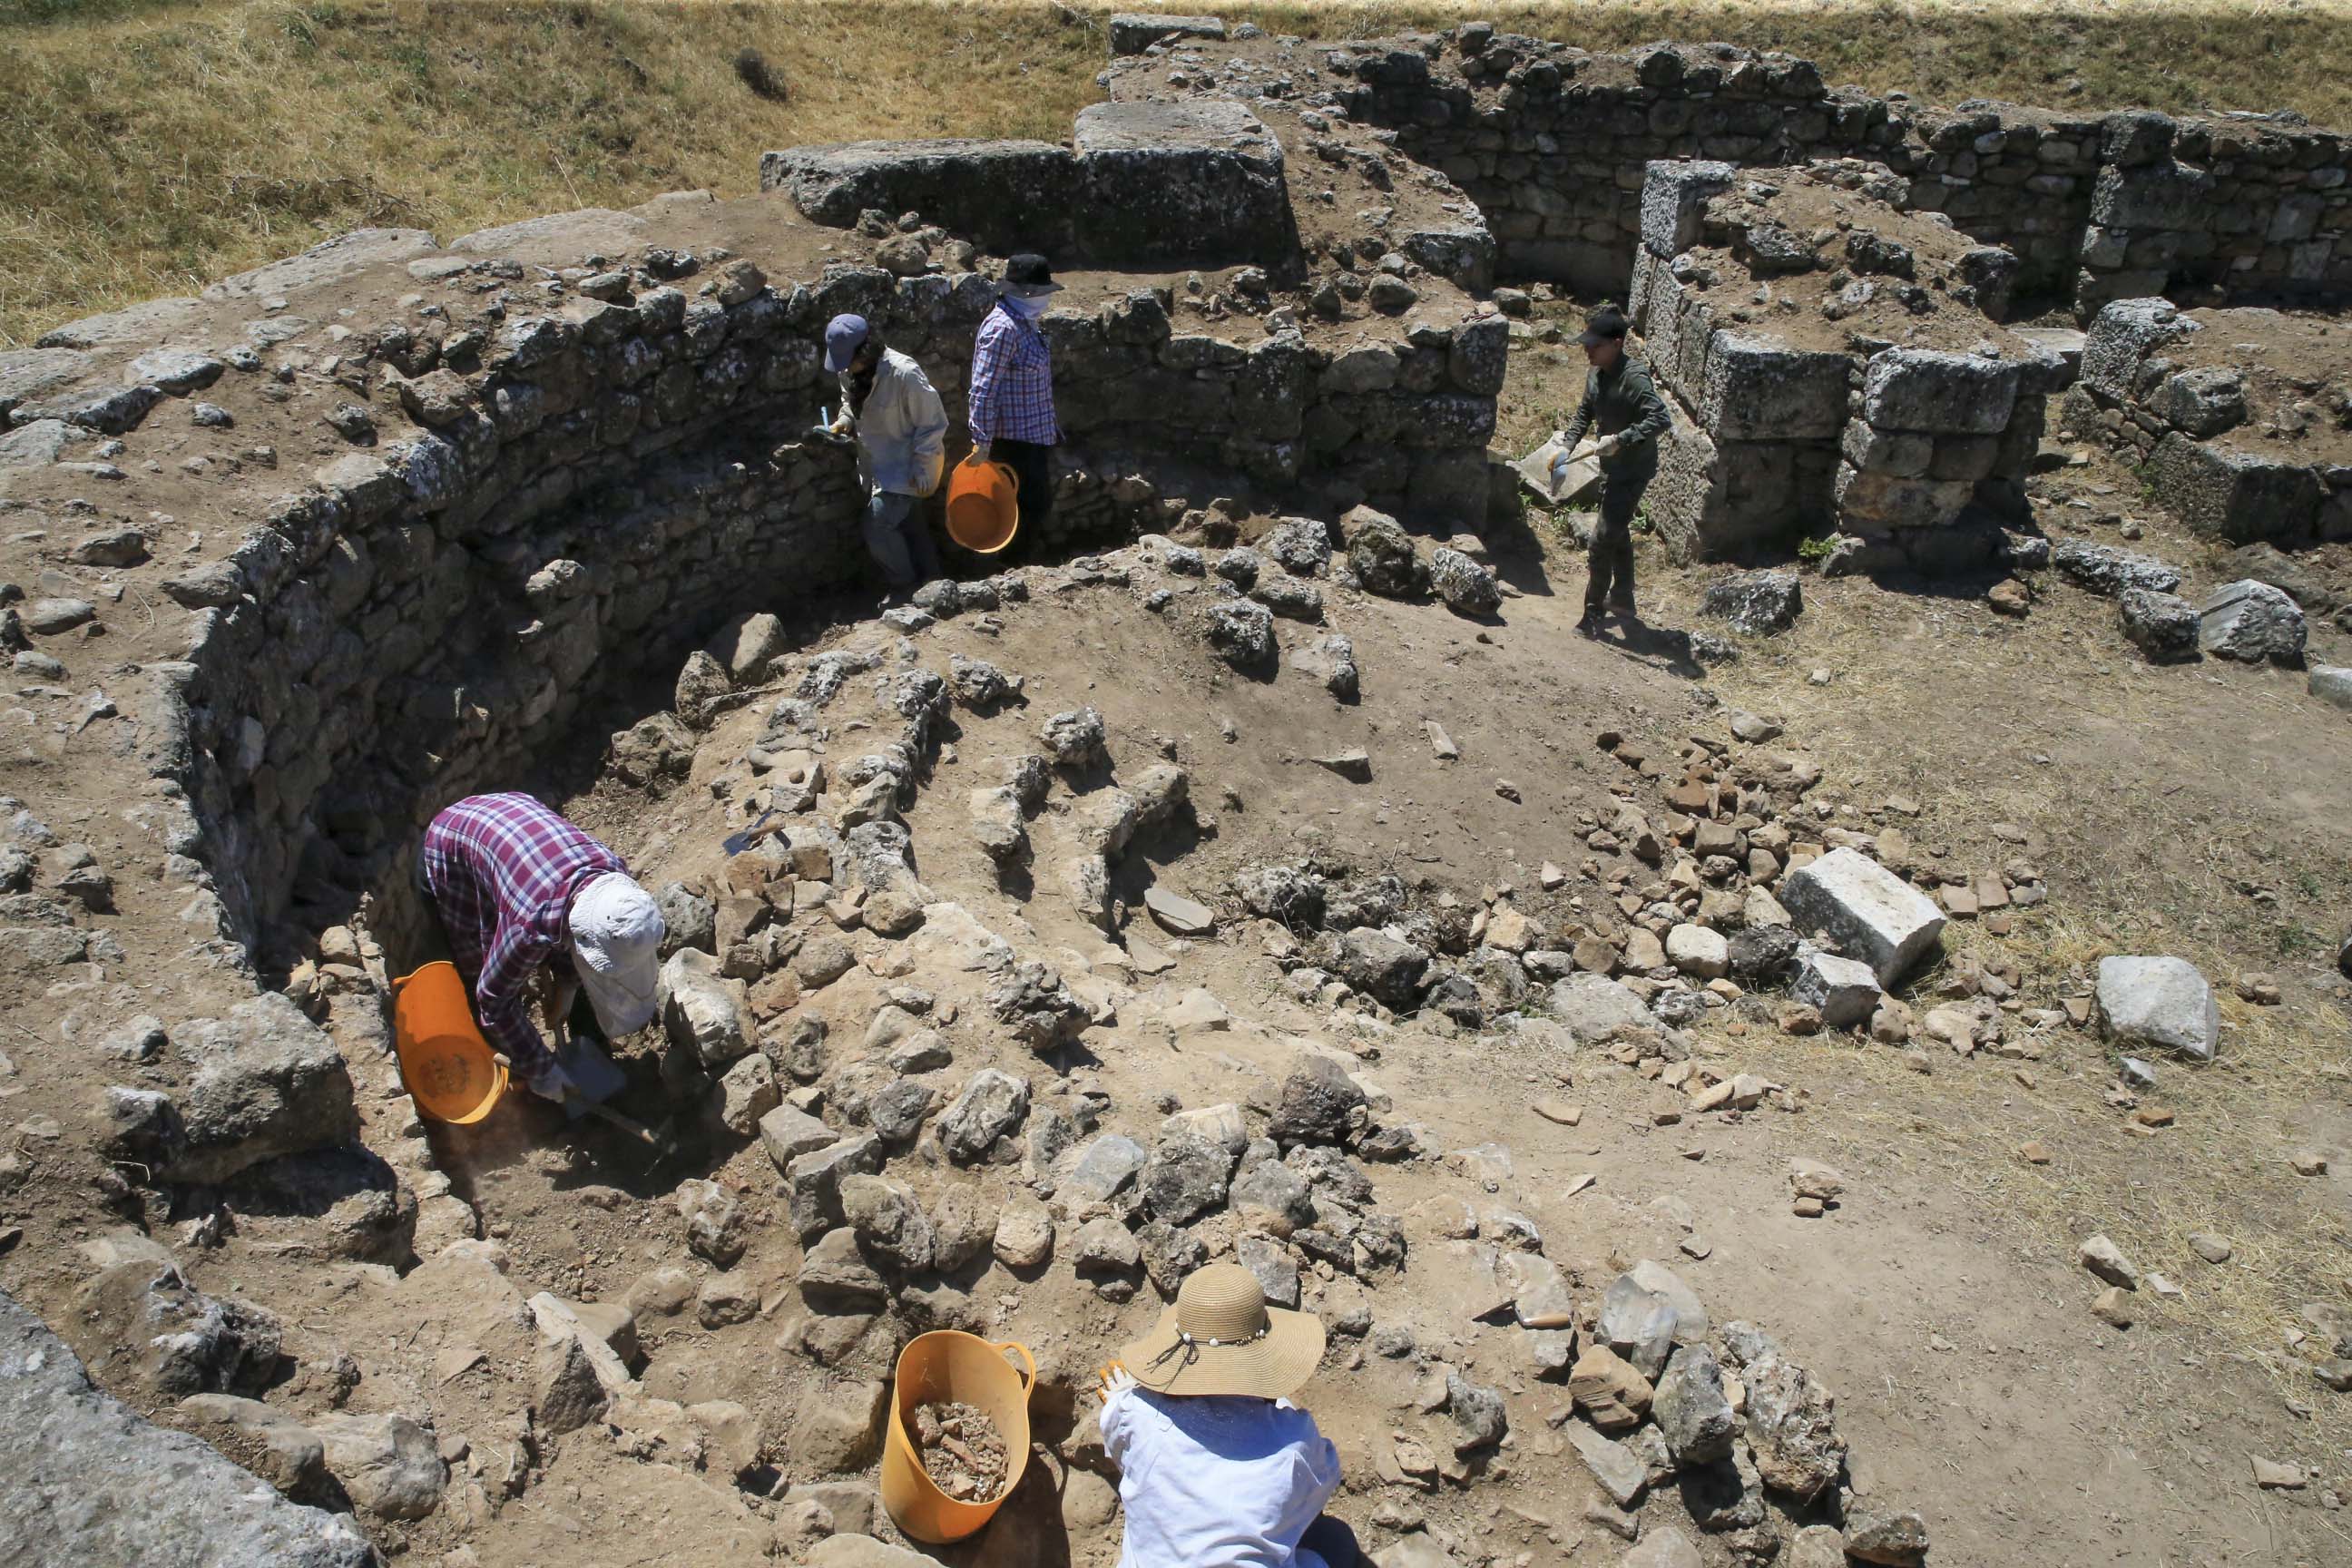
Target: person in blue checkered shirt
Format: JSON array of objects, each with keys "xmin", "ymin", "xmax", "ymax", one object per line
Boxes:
[{"xmin": 967, "ymin": 252, "xmax": 1064, "ymax": 537}]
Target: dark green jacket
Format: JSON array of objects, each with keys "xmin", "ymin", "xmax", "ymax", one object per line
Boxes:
[{"xmin": 1563, "ymin": 354, "xmax": 1670, "ymax": 467}]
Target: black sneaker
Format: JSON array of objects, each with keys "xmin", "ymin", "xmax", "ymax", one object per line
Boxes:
[{"xmin": 1576, "ymin": 612, "xmax": 1603, "ymax": 639}]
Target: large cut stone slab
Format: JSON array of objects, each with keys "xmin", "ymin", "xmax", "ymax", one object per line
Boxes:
[
  {"xmin": 2148, "ymin": 432, "xmax": 2327, "ymax": 544},
  {"xmin": 1862, "ymin": 349, "xmax": 2020, "ymax": 435},
  {"xmin": 1699, "ymin": 332, "xmax": 1847, "ymax": 440},
  {"xmin": 1073, "ymin": 100, "xmax": 1289, "ymax": 265},
  {"xmin": 2197, "ymin": 579, "xmax": 2308, "ymax": 664},
  {"xmin": 201, "ymin": 228, "xmax": 439, "ymax": 303},
  {"xmin": 0, "ymin": 1288, "xmax": 379, "ymax": 1566},
  {"xmin": 1778, "ymin": 847, "xmax": 1945, "ymax": 985},
  {"xmin": 2094, "ymin": 956, "xmax": 2218, "ymax": 1061},
  {"xmin": 1109, "ymin": 13, "xmax": 1227, "ymax": 53},
  {"xmin": 2078, "ymin": 297, "xmax": 2195, "ymax": 402},
  {"xmin": 761, "ymin": 140, "xmax": 1082, "ymax": 253},
  {"xmin": 1639, "ymin": 159, "xmax": 1738, "ymax": 260},
  {"xmin": 1789, "ymin": 944, "xmax": 1882, "ymax": 1028}
]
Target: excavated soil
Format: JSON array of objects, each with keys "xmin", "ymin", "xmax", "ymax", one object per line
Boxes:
[
  {"xmin": 1667, "ymin": 168, "xmax": 2039, "ymax": 357},
  {"xmin": 2151, "ymin": 305, "xmax": 2352, "ymax": 466},
  {"xmin": 3, "ymin": 40, "xmax": 2350, "ymax": 1568}
]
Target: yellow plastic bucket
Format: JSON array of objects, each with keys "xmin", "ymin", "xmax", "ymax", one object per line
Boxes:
[
  {"xmin": 880, "ymin": 1331, "xmax": 1037, "ymax": 1544},
  {"xmin": 391, "ymin": 962, "xmax": 509, "ymax": 1124},
  {"xmin": 945, "ymin": 452, "xmax": 1021, "ymax": 554}
]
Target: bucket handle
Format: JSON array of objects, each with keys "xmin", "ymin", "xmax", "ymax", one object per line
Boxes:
[
  {"xmin": 958, "ymin": 448, "xmax": 1019, "ymax": 492},
  {"xmin": 994, "ymin": 1339, "xmax": 1036, "ymax": 1396}
]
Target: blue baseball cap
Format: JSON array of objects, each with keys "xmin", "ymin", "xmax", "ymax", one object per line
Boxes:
[{"xmin": 823, "ymin": 313, "xmax": 870, "ymax": 373}]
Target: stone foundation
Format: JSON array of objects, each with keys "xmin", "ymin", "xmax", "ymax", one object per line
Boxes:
[
  {"xmin": 1626, "ymin": 160, "xmax": 2061, "ymax": 564},
  {"xmin": 13, "ymin": 207, "xmax": 1496, "ymax": 963},
  {"xmin": 2065, "ymin": 298, "xmax": 2351, "ymax": 544},
  {"xmin": 762, "ymin": 99, "xmax": 1297, "ymax": 269},
  {"xmin": 1141, "ymin": 27, "xmax": 2352, "ymax": 317}
]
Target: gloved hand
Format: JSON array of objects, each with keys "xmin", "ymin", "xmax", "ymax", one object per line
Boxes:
[
  {"xmin": 520, "ymin": 1058, "xmax": 579, "ymax": 1105},
  {"xmin": 1596, "ymin": 433, "xmax": 1622, "ymax": 458},
  {"xmin": 1098, "ymin": 1363, "xmax": 1137, "ymax": 1406}
]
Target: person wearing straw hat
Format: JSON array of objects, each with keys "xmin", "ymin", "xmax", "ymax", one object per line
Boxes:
[
  {"xmin": 820, "ymin": 312, "xmax": 949, "ymax": 595},
  {"xmin": 418, "ymin": 793, "xmax": 665, "ymax": 1108},
  {"xmin": 1096, "ymin": 1262, "xmax": 1360, "ymax": 1568},
  {"xmin": 965, "ymin": 252, "xmax": 1063, "ymax": 539}
]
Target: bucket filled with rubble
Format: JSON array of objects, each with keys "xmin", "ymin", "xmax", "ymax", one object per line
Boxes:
[{"xmin": 879, "ymin": 1331, "xmax": 1037, "ymax": 1543}]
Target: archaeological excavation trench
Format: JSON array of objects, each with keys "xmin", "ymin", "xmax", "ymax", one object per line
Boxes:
[{"xmin": 2, "ymin": 15, "xmax": 2348, "ymax": 1568}]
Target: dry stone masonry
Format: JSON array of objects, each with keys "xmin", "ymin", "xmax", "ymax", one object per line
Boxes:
[
  {"xmin": 2, "ymin": 15, "xmax": 2348, "ymax": 1568},
  {"xmin": 1218, "ymin": 28, "xmax": 2352, "ymax": 313},
  {"xmin": 2067, "ymin": 297, "xmax": 2350, "ymax": 545},
  {"xmin": 1627, "ymin": 160, "xmax": 2063, "ymax": 566}
]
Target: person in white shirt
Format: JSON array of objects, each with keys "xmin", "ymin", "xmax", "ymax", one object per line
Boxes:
[
  {"xmin": 1097, "ymin": 1263, "xmax": 1358, "ymax": 1568},
  {"xmin": 821, "ymin": 312, "xmax": 948, "ymax": 593}
]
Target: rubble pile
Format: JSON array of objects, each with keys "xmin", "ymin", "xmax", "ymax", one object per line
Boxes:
[{"xmin": 911, "ymin": 1400, "xmax": 1008, "ymax": 1501}]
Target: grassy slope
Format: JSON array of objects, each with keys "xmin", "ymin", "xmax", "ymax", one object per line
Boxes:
[{"xmin": 4, "ymin": 1, "xmax": 2350, "ymax": 346}]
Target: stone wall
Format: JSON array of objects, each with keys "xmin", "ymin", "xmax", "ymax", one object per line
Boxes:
[
  {"xmin": 1626, "ymin": 160, "xmax": 2062, "ymax": 566},
  {"xmin": 1311, "ymin": 29, "xmax": 2350, "ymax": 316},
  {"xmin": 2066, "ymin": 298, "xmax": 2350, "ymax": 544},
  {"xmin": 126, "ymin": 249, "xmax": 1494, "ymax": 954},
  {"xmin": 761, "ymin": 100, "xmax": 1297, "ymax": 270}
]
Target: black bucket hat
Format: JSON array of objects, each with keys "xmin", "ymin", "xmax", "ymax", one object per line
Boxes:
[{"xmin": 1001, "ymin": 253, "xmax": 1063, "ymax": 299}]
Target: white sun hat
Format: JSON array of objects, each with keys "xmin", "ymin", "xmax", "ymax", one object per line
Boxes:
[{"xmin": 567, "ymin": 871, "xmax": 665, "ymax": 1037}]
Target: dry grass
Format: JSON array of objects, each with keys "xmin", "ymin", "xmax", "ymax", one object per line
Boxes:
[{"xmin": 8, "ymin": 2, "xmax": 2352, "ymax": 346}]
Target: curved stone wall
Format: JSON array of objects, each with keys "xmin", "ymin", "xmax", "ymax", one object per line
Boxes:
[{"xmin": 74, "ymin": 230, "xmax": 1498, "ymax": 966}]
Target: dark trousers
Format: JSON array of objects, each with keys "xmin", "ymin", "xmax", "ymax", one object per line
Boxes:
[
  {"xmin": 1299, "ymin": 1514, "xmax": 1360, "ymax": 1568},
  {"xmin": 1584, "ymin": 450, "xmax": 1654, "ymax": 617},
  {"xmin": 991, "ymin": 437, "xmax": 1055, "ymax": 535}
]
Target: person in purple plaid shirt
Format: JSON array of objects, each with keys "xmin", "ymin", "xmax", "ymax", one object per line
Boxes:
[
  {"xmin": 419, "ymin": 793, "xmax": 664, "ymax": 1102},
  {"xmin": 967, "ymin": 252, "xmax": 1064, "ymax": 537}
]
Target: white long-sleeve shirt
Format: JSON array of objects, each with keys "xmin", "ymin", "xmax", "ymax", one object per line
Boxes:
[
  {"xmin": 1099, "ymin": 1389, "xmax": 1342, "ymax": 1568},
  {"xmin": 842, "ymin": 348, "xmax": 946, "ymax": 496}
]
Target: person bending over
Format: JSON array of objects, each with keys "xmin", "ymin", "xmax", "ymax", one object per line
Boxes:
[
  {"xmin": 1097, "ymin": 1263, "xmax": 1359, "ymax": 1568},
  {"xmin": 418, "ymin": 792, "xmax": 664, "ymax": 1105}
]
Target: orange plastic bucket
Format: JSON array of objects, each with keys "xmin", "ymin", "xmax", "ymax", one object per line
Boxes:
[
  {"xmin": 391, "ymin": 962, "xmax": 508, "ymax": 1124},
  {"xmin": 880, "ymin": 1331, "xmax": 1037, "ymax": 1544},
  {"xmin": 945, "ymin": 452, "xmax": 1021, "ymax": 554}
]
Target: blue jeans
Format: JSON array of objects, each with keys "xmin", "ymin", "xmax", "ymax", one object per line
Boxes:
[{"xmin": 864, "ymin": 489, "xmax": 939, "ymax": 588}]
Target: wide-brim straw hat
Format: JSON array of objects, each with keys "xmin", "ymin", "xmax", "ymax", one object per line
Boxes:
[{"xmin": 1120, "ymin": 1262, "xmax": 1325, "ymax": 1398}]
